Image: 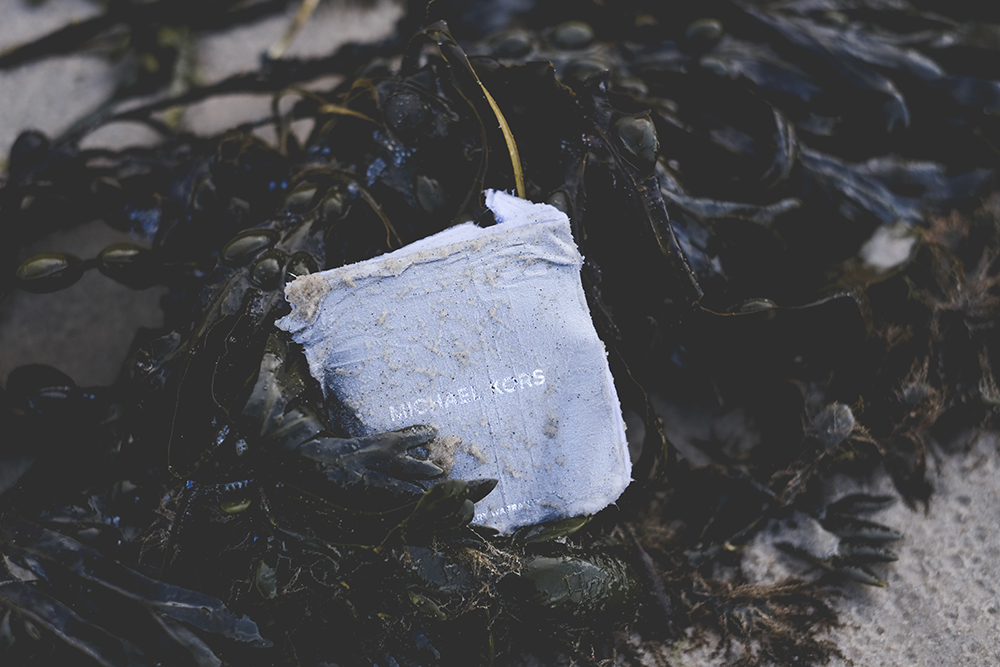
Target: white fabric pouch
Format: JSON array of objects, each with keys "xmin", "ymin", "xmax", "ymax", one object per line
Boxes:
[{"xmin": 277, "ymin": 190, "xmax": 630, "ymax": 534}]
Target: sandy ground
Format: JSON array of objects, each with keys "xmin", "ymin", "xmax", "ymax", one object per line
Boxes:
[
  {"xmin": 1, "ymin": 2, "xmax": 998, "ymax": 665},
  {"xmin": 779, "ymin": 434, "xmax": 999, "ymax": 667}
]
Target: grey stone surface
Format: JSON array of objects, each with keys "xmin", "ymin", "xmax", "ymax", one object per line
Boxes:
[
  {"xmin": 826, "ymin": 433, "xmax": 1000, "ymax": 667},
  {"xmin": 0, "ymin": 222, "xmax": 166, "ymax": 387}
]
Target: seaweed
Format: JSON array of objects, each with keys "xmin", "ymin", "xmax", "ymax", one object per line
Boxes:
[{"xmin": 2, "ymin": 1, "xmax": 1000, "ymax": 665}]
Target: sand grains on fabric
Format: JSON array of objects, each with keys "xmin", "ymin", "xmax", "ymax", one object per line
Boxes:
[{"xmin": 278, "ymin": 190, "xmax": 630, "ymax": 534}]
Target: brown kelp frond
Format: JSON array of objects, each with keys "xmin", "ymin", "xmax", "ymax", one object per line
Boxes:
[
  {"xmin": 682, "ymin": 578, "xmax": 841, "ymax": 667},
  {"xmin": 923, "ymin": 220, "xmax": 1000, "ymax": 332}
]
